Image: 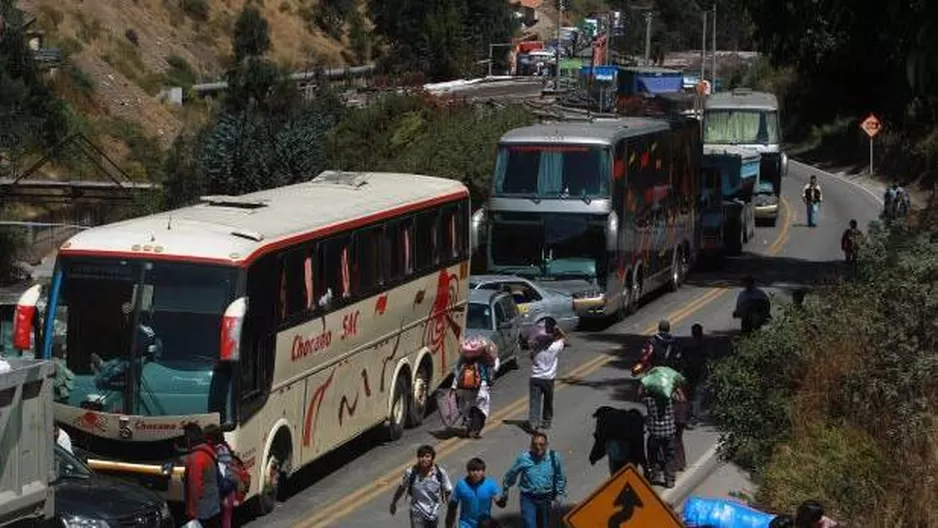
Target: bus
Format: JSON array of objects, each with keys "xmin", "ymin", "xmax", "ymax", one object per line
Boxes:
[
  {"xmin": 470, "ymin": 116, "xmax": 701, "ymax": 320},
  {"xmin": 9, "ymin": 171, "xmax": 472, "ymax": 514},
  {"xmin": 703, "ymin": 88, "xmax": 788, "ymax": 206},
  {"xmin": 576, "ymin": 65, "xmax": 684, "ymax": 114}
]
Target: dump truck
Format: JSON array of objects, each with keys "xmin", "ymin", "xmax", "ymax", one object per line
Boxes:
[{"xmin": 0, "ymin": 358, "xmax": 55, "ymax": 526}]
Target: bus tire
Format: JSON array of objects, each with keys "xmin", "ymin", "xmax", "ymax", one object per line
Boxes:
[
  {"xmin": 255, "ymin": 432, "xmax": 290, "ymax": 517},
  {"xmin": 669, "ymin": 248, "xmax": 685, "ymax": 292},
  {"xmin": 407, "ymin": 362, "xmax": 431, "ymax": 428},
  {"xmin": 386, "ymin": 374, "xmax": 409, "ymax": 441}
]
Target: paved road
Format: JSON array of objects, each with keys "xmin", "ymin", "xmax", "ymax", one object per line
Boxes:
[{"xmin": 241, "ymin": 161, "xmax": 880, "ymax": 527}]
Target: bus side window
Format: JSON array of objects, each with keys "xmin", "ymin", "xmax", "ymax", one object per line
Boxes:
[
  {"xmin": 385, "ymin": 219, "xmax": 414, "ymax": 283},
  {"xmin": 241, "ymin": 254, "xmax": 277, "ymax": 420},
  {"xmin": 356, "ymin": 225, "xmax": 383, "ymax": 295},
  {"xmin": 415, "ymin": 209, "xmax": 440, "ymax": 272},
  {"xmin": 317, "ymin": 235, "xmax": 353, "ymax": 307},
  {"xmin": 279, "ymin": 246, "xmax": 314, "ymax": 327}
]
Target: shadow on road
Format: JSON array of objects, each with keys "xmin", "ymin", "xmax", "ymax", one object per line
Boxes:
[
  {"xmin": 684, "ymin": 251, "xmax": 845, "ymax": 294},
  {"xmin": 488, "ymin": 503, "xmax": 576, "ymax": 527}
]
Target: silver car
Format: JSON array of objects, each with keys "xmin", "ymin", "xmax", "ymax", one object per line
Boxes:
[
  {"xmin": 469, "ymin": 275, "xmax": 579, "ymax": 347},
  {"xmin": 465, "ymin": 289, "xmax": 522, "ymax": 371}
]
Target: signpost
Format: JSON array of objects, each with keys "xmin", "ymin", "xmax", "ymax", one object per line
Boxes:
[
  {"xmin": 860, "ymin": 113, "xmax": 882, "ymax": 176},
  {"xmin": 563, "ymin": 464, "xmax": 685, "ymax": 528}
]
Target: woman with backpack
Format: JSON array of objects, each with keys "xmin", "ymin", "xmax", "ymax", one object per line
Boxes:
[
  {"xmin": 203, "ymin": 425, "xmax": 236, "ymax": 528},
  {"xmin": 450, "ymin": 337, "xmax": 499, "ymax": 438}
]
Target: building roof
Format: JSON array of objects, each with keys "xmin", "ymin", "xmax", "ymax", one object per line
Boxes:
[{"xmin": 59, "ymin": 171, "xmax": 468, "ymax": 266}]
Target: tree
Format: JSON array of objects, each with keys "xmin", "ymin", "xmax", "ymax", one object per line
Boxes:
[{"xmin": 232, "ymin": 6, "xmax": 271, "ymax": 63}]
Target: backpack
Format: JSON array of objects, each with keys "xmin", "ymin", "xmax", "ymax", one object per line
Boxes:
[
  {"xmin": 650, "ymin": 334, "xmax": 679, "ymax": 369},
  {"xmin": 406, "ymin": 464, "xmax": 447, "ymax": 499},
  {"xmin": 213, "ymin": 444, "xmax": 251, "ymax": 503},
  {"xmin": 457, "ymin": 361, "xmax": 484, "ymax": 390}
]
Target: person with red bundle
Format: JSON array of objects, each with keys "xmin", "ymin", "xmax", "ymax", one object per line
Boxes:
[{"xmin": 450, "ymin": 336, "xmax": 499, "ymax": 438}]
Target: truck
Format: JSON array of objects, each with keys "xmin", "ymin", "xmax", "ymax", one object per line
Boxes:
[
  {"xmin": 0, "ymin": 358, "xmax": 55, "ymax": 526},
  {"xmin": 702, "ymin": 88, "xmax": 787, "ymax": 218},
  {"xmin": 699, "ymin": 145, "xmax": 760, "ymax": 257}
]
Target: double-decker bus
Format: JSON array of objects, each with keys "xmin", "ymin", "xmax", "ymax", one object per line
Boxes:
[
  {"xmin": 703, "ymin": 88, "xmax": 788, "ymax": 205},
  {"xmin": 471, "ymin": 116, "xmax": 701, "ymax": 320},
  {"xmin": 9, "ymin": 171, "xmax": 472, "ymax": 515}
]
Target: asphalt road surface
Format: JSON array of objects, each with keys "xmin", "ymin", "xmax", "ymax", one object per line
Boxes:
[{"xmin": 240, "ymin": 160, "xmax": 881, "ymax": 527}]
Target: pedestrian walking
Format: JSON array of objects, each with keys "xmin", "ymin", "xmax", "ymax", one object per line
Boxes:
[
  {"xmin": 683, "ymin": 323, "xmax": 710, "ymax": 428},
  {"xmin": 498, "ymin": 432, "xmax": 567, "ymax": 528},
  {"xmin": 445, "ymin": 457, "xmax": 501, "ymax": 528},
  {"xmin": 631, "ymin": 320, "xmax": 681, "ymax": 376},
  {"xmin": 391, "ymin": 445, "xmax": 454, "ymax": 528},
  {"xmin": 203, "ymin": 425, "xmax": 236, "ymax": 528},
  {"xmin": 182, "ymin": 423, "xmax": 221, "ymax": 528},
  {"xmin": 452, "ymin": 337, "xmax": 499, "ymax": 438},
  {"xmin": 588, "ymin": 406, "xmax": 646, "ymax": 476},
  {"xmin": 527, "ymin": 317, "xmax": 566, "ymax": 432},
  {"xmin": 640, "ymin": 386, "xmax": 679, "ymax": 488},
  {"xmin": 803, "ymin": 175, "xmax": 823, "ymax": 227},
  {"xmin": 840, "ymin": 219, "xmax": 863, "ymax": 276}
]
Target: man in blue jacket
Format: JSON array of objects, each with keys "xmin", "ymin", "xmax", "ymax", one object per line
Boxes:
[{"xmin": 497, "ymin": 432, "xmax": 568, "ymax": 528}]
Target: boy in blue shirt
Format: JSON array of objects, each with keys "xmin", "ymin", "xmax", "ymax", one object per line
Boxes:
[{"xmin": 445, "ymin": 457, "xmax": 502, "ymax": 528}]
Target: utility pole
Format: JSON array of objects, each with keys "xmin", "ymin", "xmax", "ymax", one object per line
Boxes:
[
  {"xmin": 556, "ymin": 0, "xmax": 564, "ymax": 90},
  {"xmin": 711, "ymin": 3, "xmax": 717, "ymax": 91},
  {"xmin": 643, "ymin": 12, "xmax": 652, "ymax": 65},
  {"xmin": 700, "ymin": 10, "xmax": 707, "ymax": 81}
]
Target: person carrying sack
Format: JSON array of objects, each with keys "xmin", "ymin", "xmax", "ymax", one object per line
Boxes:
[{"xmin": 451, "ymin": 337, "xmax": 499, "ymax": 438}]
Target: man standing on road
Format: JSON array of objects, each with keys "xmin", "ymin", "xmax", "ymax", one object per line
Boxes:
[
  {"xmin": 733, "ymin": 276, "xmax": 771, "ymax": 333},
  {"xmin": 445, "ymin": 458, "xmax": 501, "ymax": 528},
  {"xmin": 498, "ymin": 432, "xmax": 568, "ymax": 528},
  {"xmin": 841, "ymin": 219, "xmax": 863, "ymax": 276},
  {"xmin": 683, "ymin": 323, "xmax": 710, "ymax": 428},
  {"xmin": 803, "ymin": 175, "xmax": 823, "ymax": 227},
  {"xmin": 641, "ymin": 385, "xmax": 679, "ymax": 488},
  {"xmin": 391, "ymin": 445, "xmax": 454, "ymax": 528},
  {"xmin": 527, "ymin": 318, "xmax": 565, "ymax": 432}
]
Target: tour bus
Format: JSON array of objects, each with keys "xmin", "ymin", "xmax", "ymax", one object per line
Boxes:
[
  {"xmin": 9, "ymin": 171, "xmax": 472, "ymax": 514},
  {"xmin": 471, "ymin": 116, "xmax": 701, "ymax": 320},
  {"xmin": 703, "ymin": 88, "xmax": 787, "ymax": 205}
]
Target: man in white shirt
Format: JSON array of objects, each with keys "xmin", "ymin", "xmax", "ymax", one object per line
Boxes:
[{"xmin": 527, "ymin": 317, "xmax": 566, "ymax": 432}]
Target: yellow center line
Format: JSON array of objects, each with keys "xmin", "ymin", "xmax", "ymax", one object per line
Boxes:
[{"xmin": 299, "ymin": 200, "xmax": 793, "ymax": 527}]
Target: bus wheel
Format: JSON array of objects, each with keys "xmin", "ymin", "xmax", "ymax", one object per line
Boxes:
[
  {"xmin": 669, "ymin": 249, "xmax": 685, "ymax": 292},
  {"xmin": 386, "ymin": 373, "xmax": 410, "ymax": 441},
  {"xmin": 407, "ymin": 363, "xmax": 431, "ymax": 428},
  {"xmin": 255, "ymin": 454, "xmax": 282, "ymax": 516}
]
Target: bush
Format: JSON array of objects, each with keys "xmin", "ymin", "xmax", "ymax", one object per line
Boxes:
[
  {"xmin": 180, "ymin": 0, "xmax": 210, "ymax": 22},
  {"xmin": 711, "ymin": 203, "xmax": 938, "ymax": 526}
]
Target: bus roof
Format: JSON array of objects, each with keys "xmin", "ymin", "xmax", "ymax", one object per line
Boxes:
[
  {"xmin": 59, "ymin": 171, "xmax": 468, "ymax": 266},
  {"xmin": 498, "ymin": 118, "xmax": 672, "ymax": 146},
  {"xmin": 705, "ymin": 88, "xmax": 778, "ymax": 111}
]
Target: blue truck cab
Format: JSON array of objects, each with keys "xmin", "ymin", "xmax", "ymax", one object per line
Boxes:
[{"xmin": 700, "ymin": 145, "xmax": 761, "ymax": 257}]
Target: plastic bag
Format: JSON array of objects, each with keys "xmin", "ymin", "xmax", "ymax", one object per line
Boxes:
[
  {"xmin": 682, "ymin": 496, "xmax": 777, "ymax": 528},
  {"xmin": 460, "ymin": 336, "xmax": 498, "ymax": 365},
  {"xmin": 639, "ymin": 366, "xmax": 685, "ymax": 398},
  {"xmin": 436, "ymin": 388, "xmax": 462, "ymax": 428}
]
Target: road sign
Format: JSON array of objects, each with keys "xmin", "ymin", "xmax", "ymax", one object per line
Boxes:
[
  {"xmin": 563, "ymin": 464, "xmax": 684, "ymax": 528},
  {"xmin": 861, "ymin": 114, "xmax": 882, "ymax": 138}
]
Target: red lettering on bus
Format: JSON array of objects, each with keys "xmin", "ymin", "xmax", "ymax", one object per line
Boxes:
[
  {"xmin": 291, "ymin": 330, "xmax": 333, "ymax": 361},
  {"xmin": 341, "ymin": 310, "xmax": 360, "ymax": 340}
]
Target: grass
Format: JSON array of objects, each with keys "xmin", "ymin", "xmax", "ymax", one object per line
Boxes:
[{"xmin": 100, "ymin": 37, "xmax": 163, "ymax": 94}]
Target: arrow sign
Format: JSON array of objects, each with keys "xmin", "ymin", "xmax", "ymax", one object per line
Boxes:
[
  {"xmin": 607, "ymin": 483, "xmax": 644, "ymax": 527},
  {"xmin": 563, "ymin": 464, "xmax": 684, "ymax": 528}
]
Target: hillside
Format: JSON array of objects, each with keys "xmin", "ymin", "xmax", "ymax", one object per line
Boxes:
[{"xmin": 20, "ymin": 0, "xmax": 361, "ymax": 147}]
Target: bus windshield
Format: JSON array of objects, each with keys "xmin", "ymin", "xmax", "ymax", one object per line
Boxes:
[
  {"xmin": 703, "ymin": 109, "xmax": 780, "ymax": 145},
  {"xmin": 489, "ymin": 213, "xmax": 606, "ymax": 282},
  {"xmin": 493, "ymin": 144, "xmax": 611, "ymax": 199},
  {"xmin": 46, "ymin": 257, "xmax": 238, "ymax": 417}
]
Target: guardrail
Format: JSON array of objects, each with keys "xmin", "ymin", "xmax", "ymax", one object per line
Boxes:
[{"xmin": 191, "ymin": 64, "xmax": 377, "ymax": 96}]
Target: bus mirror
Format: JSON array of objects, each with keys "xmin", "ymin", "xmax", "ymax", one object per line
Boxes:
[
  {"xmin": 219, "ymin": 297, "xmax": 248, "ymax": 361},
  {"xmin": 606, "ymin": 212, "xmax": 619, "ymax": 251},
  {"xmin": 470, "ymin": 208, "xmax": 487, "ymax": 253},
  {"xmin": 13, "ymin": 284, "xmax": 42, "ymax": 351}
]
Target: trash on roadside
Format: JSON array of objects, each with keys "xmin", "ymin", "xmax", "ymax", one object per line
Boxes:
[{"xmin": 682, "ymin": 496, "xmax": 778, "ymax": 528}]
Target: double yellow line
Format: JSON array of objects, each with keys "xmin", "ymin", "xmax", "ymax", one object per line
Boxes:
[{"xmin": 299, "ymin": 200, "xmax": 793, "ymax": 527}]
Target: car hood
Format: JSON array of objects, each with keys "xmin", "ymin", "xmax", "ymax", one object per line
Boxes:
[
  {"xmin": 464, "ymin": 327, "xmax": 499, "ymax": 342},
  {"xmin": 55, "ymin": 473, "xmax": 165, "ymax": 521}
]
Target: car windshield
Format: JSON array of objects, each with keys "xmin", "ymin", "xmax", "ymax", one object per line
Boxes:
[
  {"xmin": 45, "ymin": 256, "xmax": 238, "ymax": 417},
  {"xmin": 493, "ymin": 144, "xmax": 611, "ymax": 198},
  {"xmin": 756, "ymin": 181, "xmax": 775, "ymax": 194},
  {"xmin": 466, "ymin": 302, "xmax": 492, "ymax": 330},
  {"xmin": 55, "ymin": 445, "xmax": 93, "ymax": 480}
]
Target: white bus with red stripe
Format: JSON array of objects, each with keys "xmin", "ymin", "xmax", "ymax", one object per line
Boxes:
[{"xmin": 8, "ymin": 171, "xmax": 472, "ymax": 514}]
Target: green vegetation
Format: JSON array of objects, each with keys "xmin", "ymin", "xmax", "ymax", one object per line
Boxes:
[{"xmin": 711, "ymin": 205, "xmax": 938, "ymax": 525}]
